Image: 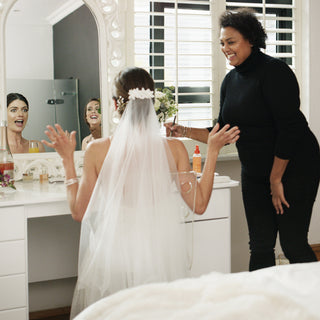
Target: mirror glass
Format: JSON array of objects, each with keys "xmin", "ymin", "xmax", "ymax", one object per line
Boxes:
[{"xmin": 5, "ymin": 0, "xmax": 100, "ymax": 152}]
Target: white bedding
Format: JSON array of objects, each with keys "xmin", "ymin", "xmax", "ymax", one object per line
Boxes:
[{"xmin": 75, "ymin": 262, "xmax": 320, "ymax": 320}]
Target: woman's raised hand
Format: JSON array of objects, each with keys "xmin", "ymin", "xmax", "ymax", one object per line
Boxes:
[
  {"xmin": 207, "ymin": 123, "xmax": 240, "ymax": 151},
  {"xmin": 42, "ymin": 124, "xmax": 77, "ymax": 160}
]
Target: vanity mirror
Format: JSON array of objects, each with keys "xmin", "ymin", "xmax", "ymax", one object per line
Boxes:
[
  {"xmin": 6, "ymin": 0, "xmax": 99, "ymax": 152},
  {"xmin": 0, "ymin": 0, "xmax": 126, "ymax": 178}
]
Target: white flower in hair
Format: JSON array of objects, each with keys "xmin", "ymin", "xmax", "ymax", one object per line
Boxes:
[{"xmin": 128, "ymin": 88, "xmax": 154, "ymax": 100}]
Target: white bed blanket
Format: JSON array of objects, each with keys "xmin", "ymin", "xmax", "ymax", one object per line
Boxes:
[{"xmin": 75, "ymin": 262, "xmax": 320, "ymax": 320}]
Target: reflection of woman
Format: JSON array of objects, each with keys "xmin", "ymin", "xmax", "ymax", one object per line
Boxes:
[
  {"xmin": 42, "ymin": 67, "xmax": 239, "ymax": 318},
  {"xmin": 81, "ymin": 98, "xmax": 101, "ymax": 150},
  {"xmin": 7, "ymin": 93, "xmax": 45, "ymax": 153},
  {"xmin": 167, "ymin": 9, "xmax": 320, "ymax": 271}
]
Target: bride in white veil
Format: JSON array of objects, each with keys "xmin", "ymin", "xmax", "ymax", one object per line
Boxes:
[{"xmin": 42, "ymin": 67, "xmax": 240, "ymax": 319}]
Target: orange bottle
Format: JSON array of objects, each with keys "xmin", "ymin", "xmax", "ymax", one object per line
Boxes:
[{"xmin": 192, "ymin": 145, "xmax": 201, "ymax": 174}]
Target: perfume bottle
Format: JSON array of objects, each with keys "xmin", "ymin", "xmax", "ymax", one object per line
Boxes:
[
  {"xmin": 39, "ymin": 166, "xmax": 48, "ymax": 183},
  {"xmin": 0, "ymin": 120, "xmax": 15, "ymax": 190}
]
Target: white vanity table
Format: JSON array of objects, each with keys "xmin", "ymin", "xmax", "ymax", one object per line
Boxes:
[
  {"xmin": 0, "ymin": 177, "xmax": 238, "ymax": 320},
  {"xmin": 0, "ymin": 182, "xmax": 73, "ymax": 320},
  {"xmin": 0, "ymin": 182, "xmax": 78, "ymax": 320}
]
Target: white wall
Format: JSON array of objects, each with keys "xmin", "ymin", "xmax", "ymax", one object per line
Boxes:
[
  {"xmin": 5, "ymin": 24, "xmax": 54, "ymax": 79},
  {"xmin": 306, "ymin": 0, "xmax": 320, "ymax": 246}
]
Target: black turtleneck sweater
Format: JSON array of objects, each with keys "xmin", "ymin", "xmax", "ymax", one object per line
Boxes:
[{"xmin": 213, "ymin": 47, "xmax": 320, "ymax": 177}]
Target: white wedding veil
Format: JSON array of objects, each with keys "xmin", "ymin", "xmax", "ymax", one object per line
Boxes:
[{"xmin": 70, "ymin": 88, "xmax": 196, "ymax": 318}]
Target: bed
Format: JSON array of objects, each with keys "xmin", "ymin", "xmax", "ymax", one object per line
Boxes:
[{"xmin": 74, "ymin": 261, "xmax": 320, "ymax": 320}]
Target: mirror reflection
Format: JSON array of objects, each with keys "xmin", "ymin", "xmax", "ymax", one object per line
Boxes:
[
  {"xmin": 81, "ymin": 98, "xmax": 101, "ymax": 150},
  {"xmin": 5, "ymin": 0, "xmax": 100, "ymax": 153},
  {"xmin": 7, "ymin": 92, "xmax": 45, "ymax": 153}
]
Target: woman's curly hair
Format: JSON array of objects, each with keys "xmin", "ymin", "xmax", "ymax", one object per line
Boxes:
[{"xmin": 219, "ymin": 8, "xmax": 267, "ymax": 49}]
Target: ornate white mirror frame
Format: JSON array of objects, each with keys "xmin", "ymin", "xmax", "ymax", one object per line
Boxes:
[{"xmin": 0, "ymin": 0, "xmax": 126, "ymax": 180}]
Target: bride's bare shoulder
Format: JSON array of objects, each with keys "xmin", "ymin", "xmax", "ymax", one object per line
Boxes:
[
  {"xmin": 166, "ymin": 137, "xmax": 189, "ymax": 159},
  {"xmin": 84, "ymin": 137, "xmax": 112, "ymax": 173},
  {"xmin": 85, "ymin": 137, "xmax": 111, "ymax": 158},
  {"xmin": 166, "ymin": 138, "xmax": 190, "ymax": 171},
  {"xmin": 167, "ymin": 137, "xmax": 186, "ymax": 150}
]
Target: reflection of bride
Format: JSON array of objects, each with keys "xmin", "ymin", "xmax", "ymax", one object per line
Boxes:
[
  {"xmin": 42, "ymin": 67, "xmax": 239, "ymax": 319},
  {"xmin": 81, "ymin": 98, "xmax": 102, "ymax": 150}
]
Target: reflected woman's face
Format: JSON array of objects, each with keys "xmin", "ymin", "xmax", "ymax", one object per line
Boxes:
[
  {"xmin": 86, "ymin": 100, "xmax": 101, "ymax": 127},
  {"xmin": 7, "ymin": 99, "xmax": 29, "ymax": 133}
]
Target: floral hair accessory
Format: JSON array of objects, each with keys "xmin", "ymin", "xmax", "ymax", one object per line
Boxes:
[
  {"xmin": 116, "ymin": 96, "xmax": 127, "ymax": 114},
  {"xmin": 128, "ymin": 88, "xmax": 154, "ymax": 100}
]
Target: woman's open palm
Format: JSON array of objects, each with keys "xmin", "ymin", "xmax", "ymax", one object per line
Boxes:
[
  {"xmin": 208, "ymin": 123, "xmax": 240, "ymax": 151},
  {"xmin": 42, "ymin": 124, "xmax": 77, "ymax": 160}
]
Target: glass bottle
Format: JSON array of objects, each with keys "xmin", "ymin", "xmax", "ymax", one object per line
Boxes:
[{"xmin": 0, "ymin": 120, "xmax": 15, "ymax": 191}]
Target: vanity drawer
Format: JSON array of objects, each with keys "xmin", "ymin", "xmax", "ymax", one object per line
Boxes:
[
  {"xmin": 0, "ymin": 240, "xmax": 26, "ymax": 276},
  {"xmin": 186, "ymin": 218, "xmax": 230, "ymax": 276},
  {"xmin": 0, "ymin": 308, "xmax": 27, "ymax": 320},
  {"xmin": 185, "ymin": 188, "xmax": 230, "ymax": 222},
  {"xmin": 204, "ymin": 188, "xmax": 230, "ymax": 219},
  {"xmin": 0, "ymin": 274, "xmax": 27, "ymax": 311},
  {"xmin": 0, "ymin": 206, "xmax": 25, "ymax": 241}
]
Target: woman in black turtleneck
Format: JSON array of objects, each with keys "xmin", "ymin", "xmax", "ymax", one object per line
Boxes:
[{"xmin": 166, "ymin": 8, "xmax": 320, "ymax": 271}]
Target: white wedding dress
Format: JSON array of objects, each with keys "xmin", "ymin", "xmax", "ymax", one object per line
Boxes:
[{"xmin": 70, "ymin": 93, "xmax": 196, "ymax": 319}]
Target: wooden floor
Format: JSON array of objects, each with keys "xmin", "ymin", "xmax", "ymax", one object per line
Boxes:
[
  {"xmin": 29, "ymin": 307, "xmax": 70, "ymax": 320},
  {"xmin": 31, "ymin": 315, "xmax": 69, "ymax": 320},
  {"xmin": 311, "ymin": 243, "xmax": 320, "ymax": 261}
]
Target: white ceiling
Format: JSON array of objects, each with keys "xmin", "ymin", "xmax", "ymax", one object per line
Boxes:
[{"xmin": 7, "ymin": 0, "xmax": 84, "ymax": 25}]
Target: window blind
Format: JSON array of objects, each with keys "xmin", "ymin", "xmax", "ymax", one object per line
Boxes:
[{"xmin": 133, "ymin": 0, "xmax": 215, "ymax": 128}]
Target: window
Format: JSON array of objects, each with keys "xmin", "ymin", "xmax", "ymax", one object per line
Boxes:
[
  {"xmin": 132, "ymin": 0, "xmax": 215, "ymax": 128},
  {"xmin": 130, "ymin": 0, "xmax": 298, "ymax": 129}
]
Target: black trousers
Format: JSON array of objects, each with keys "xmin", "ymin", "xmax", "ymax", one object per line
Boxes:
[{"xmin": 241, "ymin": 172, "xmax": 320, "ymax": 271}]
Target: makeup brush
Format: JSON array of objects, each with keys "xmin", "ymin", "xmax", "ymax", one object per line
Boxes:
[{"xmin": 170, "ymin": 115, "xmax": 176, "ymax": 137}]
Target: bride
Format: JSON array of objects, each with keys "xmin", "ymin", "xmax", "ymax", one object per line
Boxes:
[{"xmin": 42, "ymin": 67, "xmax": 240, "ymax": 318}]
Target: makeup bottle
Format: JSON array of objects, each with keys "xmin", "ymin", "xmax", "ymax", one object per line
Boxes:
[
  {"xmin": 40, "ymin": 167, "xmax": 48, "ymax": 183},
  {"xmin": 192, "ymin": 145, "xmax": 201, "ymax": 174}
]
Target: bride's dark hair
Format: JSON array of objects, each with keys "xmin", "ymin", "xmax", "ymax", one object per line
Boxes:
[{"xmin": 113, "ymin": 67, "xmax": 155, "ymax": 115}]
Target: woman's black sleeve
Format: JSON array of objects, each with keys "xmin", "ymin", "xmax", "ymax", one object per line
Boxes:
[{"xmin": 262, "ymin": 59, "xmax": 308, "ymax": 159}]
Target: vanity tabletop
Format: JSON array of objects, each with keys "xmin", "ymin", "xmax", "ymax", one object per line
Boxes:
[
  {"xmin": 0, "ymin": 181, "xmax": 67, "ymax": 208},
  {"xmin": 0, "ymin": 176, "xmax": 239, "ymax": 208}
]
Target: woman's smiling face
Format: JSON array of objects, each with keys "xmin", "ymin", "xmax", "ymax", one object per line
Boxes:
[
  {"xmin": 220, "ymin": 26, "xmax": 253, "ymax": 67},
  {"xmin": 7, "ymin": 99, "xmax": 29, "ymax": 133},
  {"xmin": 86, "ymin": 100, "xmax": 101, "ymax": 127}
]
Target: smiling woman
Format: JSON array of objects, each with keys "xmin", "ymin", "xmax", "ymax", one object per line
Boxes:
[
  {"xmin": 7, "ymin": 92, "xmax": 45, "ymax": 153},
  {"xmin": 82, "ymin": 98, "xmax": 101, "ymax": 150}
]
